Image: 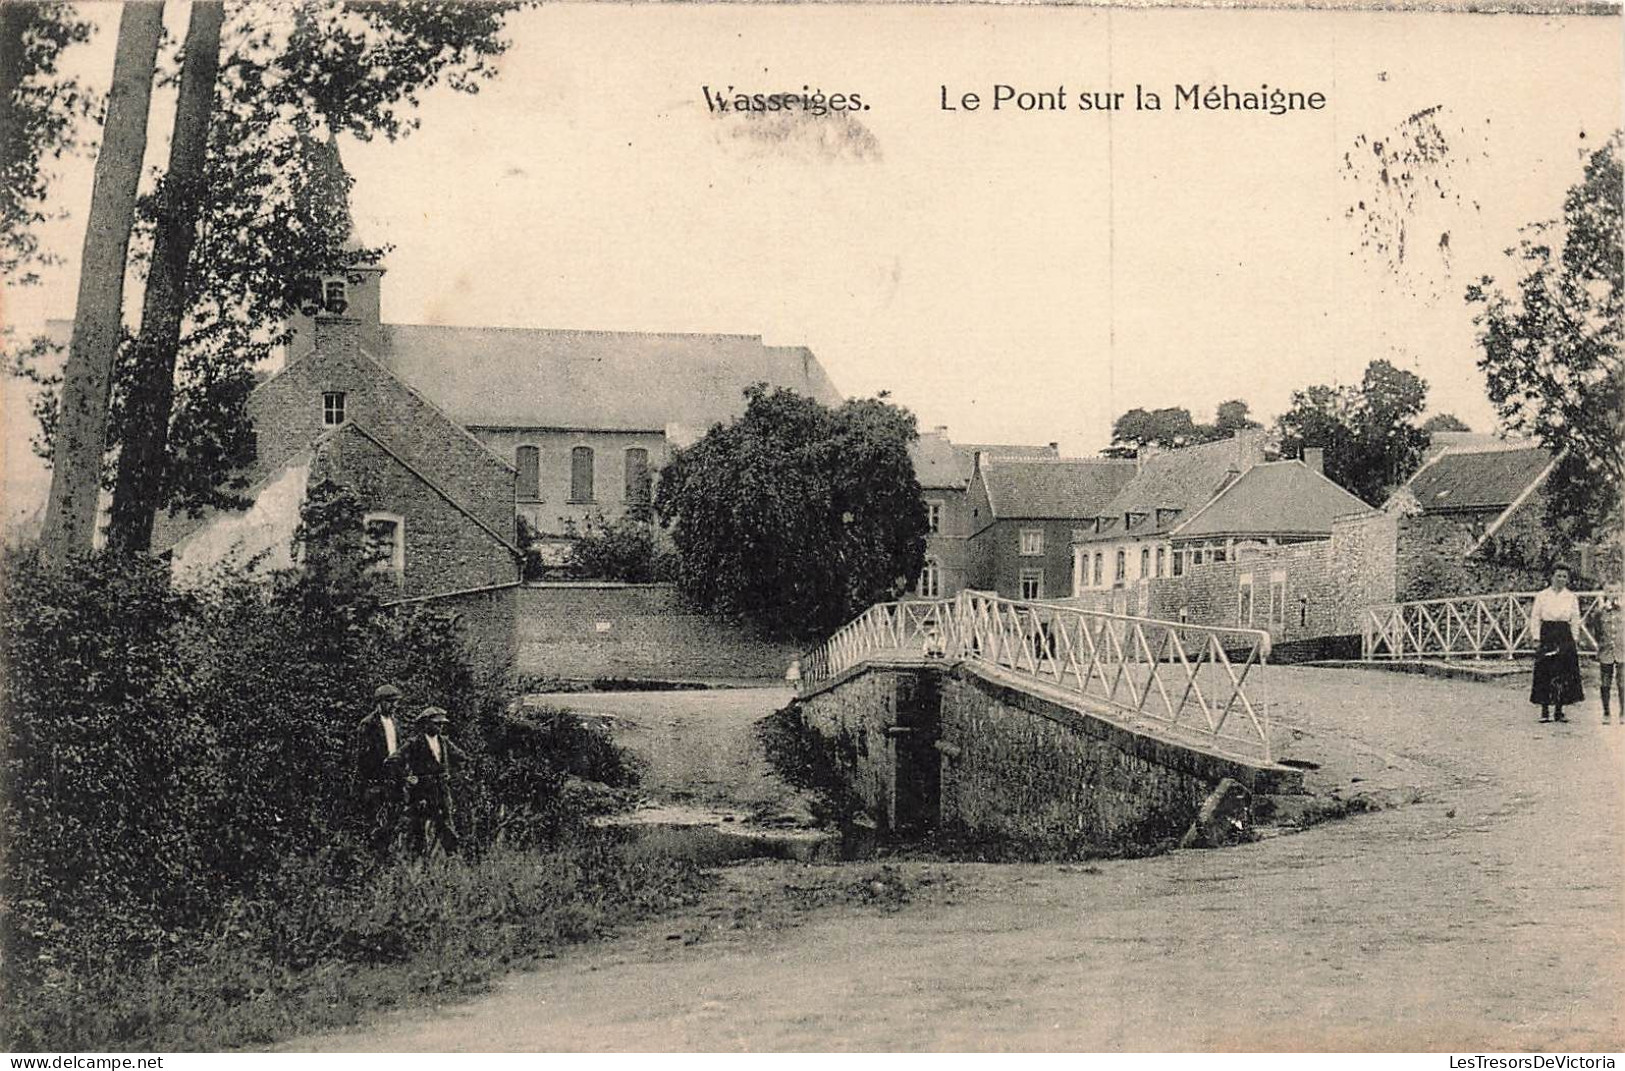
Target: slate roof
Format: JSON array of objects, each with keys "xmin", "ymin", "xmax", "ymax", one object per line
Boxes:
[
  {"xmin": 1402, "ymin": 445, "xmax": 1554, "ymax": 514},
  {"xmin": 978, "ymin": 457, "xmax": 1137, "ymax": 521},
  {"xmin": 911, "ymin": 431, "xmax": 1059, "ymax": 490},
  {"xmin": 376, "ymin": 324, "xmax": 842, "ymax": 434},
  {"xmin": 1171, "ymin": 460, "xmax": 1370, "ymax": 539},
  {"xmin": 1081, "ymin": 436, "xmax": 1259, "ymax": 541}
]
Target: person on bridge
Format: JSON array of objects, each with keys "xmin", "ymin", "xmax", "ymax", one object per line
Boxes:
[
  {"xmin": 1529, "ymin": 564, "xmax": 1585, "ymax": 724},
  {"xmin": 1596, "ymin": 590, "xmax": 1622, "ymax": 724}
]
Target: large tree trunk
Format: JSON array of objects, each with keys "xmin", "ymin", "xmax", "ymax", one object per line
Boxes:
[
  {"xmin": 107, "ymin": 0, "xmax": 225, "ymax": 555},
  {"xmin": 38, "ymin": 1, "xmax": 163, "ymax": 564}
]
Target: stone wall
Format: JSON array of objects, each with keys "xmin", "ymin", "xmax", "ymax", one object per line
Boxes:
[
  {"xmin": 248, "ymin": 345, "xmax": 517, "ymax": 539},
  {"xmin": 1060, "ymin": 508, "xmax": 1394, "ymax": 655},
  {"xmin": 794, "ymin": 661, "xmax": 1301, "ymax": 855},
  {"xmin": 1394, "ymin": 501, "xmax": 1548, "ymax": 599},
  {"xmin": 323, "ymin": 428, "xmax": 521, "ymax": 599},
  {"xmin": 388, "ymin": 582, "xmax": 520, "ymax": 685},
  {"xmin": 515, "ymin": 583, "xmax": 801, "ymax": 682},
  {"xmin": 795, "ymin": 666, "xmax": 900, "ymax": 822}
]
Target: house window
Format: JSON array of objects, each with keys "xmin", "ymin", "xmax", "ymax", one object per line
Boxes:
[
  {"xmin": 322, "ymin": 391, "xmax": 346, "ymax": 426},
  {"xmin": 1269, "ymin": 571, "xmax": 1287, "ymax": 630},
  {"xmin": 1019, "ymin": 528, "xmax": 1044, "ymax": 556},
  {"xmin": 1155, "ymin": 546, "xmax": 1166, "ymax": 578},
  {"xmin": 1114, "ymin": 549, "xmax": 1126, "ymax": 582},
  {"xmin": 1213, "ymin": 543, "xmax": 1228, "ymax": 564},
  {"xmin": 1140, "ymin": 547, "xmax": 1151, "ymax": 579},
  {"xmin": 1238, "ymin": 573, "xmax": 1255, "ymax": 626},
  {"xmin": 1019, "ymin": 569, "xmax": 1043, "ymax": 600},
  {"xmin": 515, "ymin": 445, "xmax": 540, "ymax": 501},
  {"xmin": 919, "ymin": 558, "xmax": 942, "ymax": 598},
  {"xmin": 323, "ymin": 277, "xmax": 348, "ymax": 315},
  {"xmin": 1172, "ymin": 549, "xmax": 1185, "ymax": 577},
  {"xmin": 927, "ymin": 502, "xmax": 944, "ymax": 534},
  {"xmin": 624, "ymin": 447, "xmax": 651, "ymax": 510},
  {"xmin": 363, "ymin": 512, "xmax": 404, "ymax": 585},
  {"xmin": 1093, "ymin": 552, "xmax": 1103, "ymax": 587},
  {"xmin": 570, "ymin": 446, "xmax": 595, "ymax": 503}
]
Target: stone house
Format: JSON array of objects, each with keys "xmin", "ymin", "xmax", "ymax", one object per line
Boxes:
[
  {"xmin": 908, "ymin": 428, "xmax": 1059, "ymax": 599},
  {"xmin": 282, "ymin": 266, "xmax": 843, "ymax": 545},
  {"xmin": 157, "ymin": 262, "xmax": 840, "ymax": 610},
  {"xmin": 1070, "ymin": 431, "xmax": 1363, "ymax": 613},
  {"xmin": 1381, "ymin": 438, "xmax": 1558, "ymax": 598},
  {"xmin": 965, "ymin": 456, "xmax": 1138, "ymax": 600}
]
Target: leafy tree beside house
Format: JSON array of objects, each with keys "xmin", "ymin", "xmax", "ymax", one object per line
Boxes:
[
  {"xmin": 1274, "ymin": 359, "xmax": 1432, "ymax": 505},
  {"xmin": 1468, "ymin": 133, "xmax": 1623, "ymax": 544},
  {"xmin": 654, "ymin": 385, "xmax": 928, "ymax": 641}
]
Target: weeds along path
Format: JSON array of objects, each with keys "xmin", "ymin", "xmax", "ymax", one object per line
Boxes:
[{"xmin": 284, "ymin": 671, "xmax": 1624, "ymax": 1051}]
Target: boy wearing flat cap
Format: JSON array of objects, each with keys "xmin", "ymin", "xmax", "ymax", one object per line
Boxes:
[
  {"xmin": 399, "ymin": 706, "xmax": 469, "ymax": 856},
  {"xmin": 352, "ymin": 682, "xmax": 405, "ymax": 854}
]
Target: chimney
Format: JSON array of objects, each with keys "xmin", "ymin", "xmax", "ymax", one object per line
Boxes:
[
  {"xmin": 1303, "ymin": 446, "xmax": 1324, "ymax": 475},
  {"xmin": 1048, "ymin": 441, "xmax": 1060, "ymax": 455},
  {"xmin": 1233, "ymin": 427, "xmax": 1267, "ymax": 469},
  {"xmin": 934, "ymin": 425, "xmax": 949, "ymax": 436}
]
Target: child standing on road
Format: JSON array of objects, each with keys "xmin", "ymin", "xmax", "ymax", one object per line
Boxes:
[{"xmin": 1597, "ymin": 591, "xmax": 1623, "ymax": 724}]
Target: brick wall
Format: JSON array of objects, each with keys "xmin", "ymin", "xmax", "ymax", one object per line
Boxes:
[
  {"xmin": 320, "ymin": 429, "xmax": 520, "ymax": 598},
  {"xmin": 514, "ymin": 583, "xmax": 802, "ymax": 682}
]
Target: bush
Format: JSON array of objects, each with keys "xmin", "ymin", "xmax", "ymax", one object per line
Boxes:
[
  {"xmin": 0, "ymin": 480, "xmax": 666, "ymax": 1047},
  {"xmin": 564, "ymin": 512, "xmax": 676, "ymax": 583}
]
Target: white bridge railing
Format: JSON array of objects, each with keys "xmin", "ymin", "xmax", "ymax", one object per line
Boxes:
[
  {"xmin": 798, "ymin": 590, "xmax": 1275, "ymax": 762},
  {"xmin": 1361, "ymin": 590, "xmax": 1606, "ymax": 662}
]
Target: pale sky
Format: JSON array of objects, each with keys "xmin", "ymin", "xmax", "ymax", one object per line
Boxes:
[{"xmin": 4, "ymin": 1, "xmax": 1622, "ymax": 484}]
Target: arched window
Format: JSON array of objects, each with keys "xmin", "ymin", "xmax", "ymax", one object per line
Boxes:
[
  {"xmin": 624, "ymin": 447, "xmax": 651, "ymax": 510},
  {"xmin": 918, "ymin": 558, "xmax": 941, "ymax": 598},
  {"xmin": 570, "ymin": 446, "xmax": 595, "ymax": 503},
  {"xmin": 516, "ymin": 445, "xmax": 540, "ymax": 501}
]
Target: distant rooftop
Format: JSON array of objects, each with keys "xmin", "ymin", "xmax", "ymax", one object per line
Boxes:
[
  {"xmin": 911, "ymin": 429, "xmax": 1059, "ymax": 490},
  {"xmin": 376, "ymin": 323, "xmax": 842, "ymax": 435},
  {"xmin": 1403, "ymin": 444, "xmax": 1554, "ymax": 513},
  {"xmin": 978, "ymin": 456, "xmax": 1137, "ymax": 521}
]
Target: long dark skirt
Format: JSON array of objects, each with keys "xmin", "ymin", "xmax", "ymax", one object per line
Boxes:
[{"xmin": 1531, "ymin": 620, "xmax": 1584, "ymax": 706}]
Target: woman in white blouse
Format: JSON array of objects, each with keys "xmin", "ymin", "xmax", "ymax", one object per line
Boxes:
[{"xmin": 1529, "ymin": 564, "xmax": 1585, "ymax": 723}]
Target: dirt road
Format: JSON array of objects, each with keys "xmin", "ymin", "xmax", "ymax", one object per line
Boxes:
[{"xmin": 287, "ymin": 670, "xmax": 1625, "ymax": 1051}]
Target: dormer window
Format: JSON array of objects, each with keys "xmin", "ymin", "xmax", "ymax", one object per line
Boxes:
[
  {"xmin": 322, "ymin": 391, "xmax": 346, "ymax": 426},
  {"xmin": 323, "ymin": 278, "xmax": 349, "ymax": 315}
]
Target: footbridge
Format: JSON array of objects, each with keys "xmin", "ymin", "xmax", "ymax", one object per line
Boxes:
[
  {"xmin": 789, "ymin": 591, "xmax": 1304, "ymax": 854},
  {"xmin": 1361, "ymin": 589, "xmax": 1607, "ymax": 662}
]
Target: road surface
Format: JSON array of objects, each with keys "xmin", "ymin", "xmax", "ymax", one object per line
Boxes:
[{"xmin": 285, "ymin": 669, "xmax": 1625, "ymax": 1051}]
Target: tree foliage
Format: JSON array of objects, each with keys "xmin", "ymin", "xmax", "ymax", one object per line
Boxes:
[
  {"xmin": 654, "ymin": 386, "xmax": 928, "ymax": 640},
  {"xmin": 0, "ymin": 1, "xmax": 96, "ymax": 285},
  {"xmin": 1274, "ymin": 359, "xmax": 1431, "ymax": 505},
  {"xmin": 19, "ymin": 0, "xmax": 528, "ymax": 546},
  {"xmin": 1468, "ymin": 133, "xmax": 1624, "ymax": 542},
  {"xmin": 1420, "ymin": 412, "xmax": 1471, "ymax": 434},
  {"xmin": 1103, "ymin": 399, "xmax": 1259, "ymax": 458}
]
